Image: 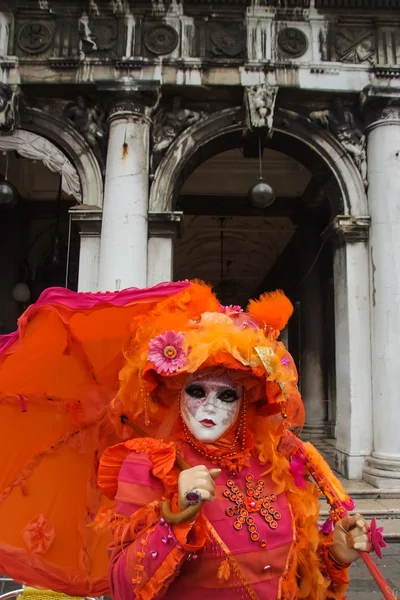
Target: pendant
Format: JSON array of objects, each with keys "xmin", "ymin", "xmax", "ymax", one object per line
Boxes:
[{"xmin": 224, "ymin": 474, "xmax": 281, "ymax": 545}]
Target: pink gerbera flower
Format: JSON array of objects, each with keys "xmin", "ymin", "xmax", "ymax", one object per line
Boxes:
[
  {"xmin": 219, "ymin": 304, "xmax": 243, "ymax": 314},
  {"xmin": 148, "ymin": 331, "xmax": 186, "ymax": 375},
  {"xmin": 369, "ymin": 517, "xmax": 387, "ymax": 559}
]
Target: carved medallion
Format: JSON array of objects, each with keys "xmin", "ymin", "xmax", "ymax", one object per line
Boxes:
[
  {"xmin": 18, "ymin": 23, "xmax": 53, "ymax": 54},
  {"xmin": 144, "ymin": 25, "xmax": 179, "ymax": 55},
  {"xmin": 277, "ymin": 28, "xmax": 308, "ymax": 58},
  {"xmin": 335, "ymin": 27, "xmax": 375, "ymax": 64},
  {"xmin": 209, "ymin": 24, "xmax": 246, "ymax": 58}
]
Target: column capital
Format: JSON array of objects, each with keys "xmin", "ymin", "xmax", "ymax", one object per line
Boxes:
[
  {"xmin": 98, "ymin": 81, "xmax": 161, "ymax": 125},
  {"xmin": 69, "ymin": 205, "xmax": 102, "ymax": 235},
  {"xmin": 360, "ymin": 86, "xmax": 400, "ymax": 131},
  {"xmin": 148, "ymin": 211, "xmax": 184, "ymax": 239},
  {"xmin": 326, "ymin": 215, "xmax": 371, "ymax": 244}
]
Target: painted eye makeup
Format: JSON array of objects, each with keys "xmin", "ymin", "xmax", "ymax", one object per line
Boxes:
[
  {"xmin": 186, "ymin": 385, "xmax": 206, "ymax": 399},
  {"xmin": 217, "ymin": 389, "xmax": 239, "ymax": 403}
]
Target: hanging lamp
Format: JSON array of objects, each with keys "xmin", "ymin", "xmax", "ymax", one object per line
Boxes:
[
  {"xmin": 248, "ymin": 135, "xmax": 275, "ymax": 209},
  {"xmin": 0, "ymin": 152, "xmax": 19, "ymax": 208}
]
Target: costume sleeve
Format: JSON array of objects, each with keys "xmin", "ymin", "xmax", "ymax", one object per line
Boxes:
[
  {"xmin": 318, "ymin": 531, "xmax": 350, "ymax": 598},
  {"xmin": 99, "ymin": 440, "xmax": 209, "ymax": 600}
]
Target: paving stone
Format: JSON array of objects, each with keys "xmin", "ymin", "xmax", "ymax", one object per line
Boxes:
[{"xmin": 347, "ymin": 545, "xmax": 400, "ymax": 599}]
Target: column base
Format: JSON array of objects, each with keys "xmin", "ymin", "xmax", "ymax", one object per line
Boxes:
[
  {"xmin": 363, "ymin": 456, "xmax": 400, "ymax": 489},
  {"xmin": 334, "ymin": 448, "xmax": 367, "ymax": 480},
  {"xmin": 301, "ymin": 423, "xmax": 330, "ymax": 440}
]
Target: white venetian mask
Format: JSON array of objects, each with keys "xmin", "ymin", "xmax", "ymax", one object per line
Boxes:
[{"xmin": 180, "ymin": 370, "xmax": 243, "ymax": 443}]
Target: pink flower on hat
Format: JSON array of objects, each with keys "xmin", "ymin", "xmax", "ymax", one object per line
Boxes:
[
  {"xmin": 220, "ymin": 304, "xmax": 243, "ymax": 314},
  {"xmin": 148, "ymin": 331, "xmax": 186, "ymax": 375}
]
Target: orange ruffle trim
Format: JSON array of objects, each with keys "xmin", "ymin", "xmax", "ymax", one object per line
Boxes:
[
  {"xmin": 98, "ymin": 438, "xmax": 177, "ymax": 500},
  {"xmin": 135, "ymin": 545, "xmax": 186, "ymax": 600}
]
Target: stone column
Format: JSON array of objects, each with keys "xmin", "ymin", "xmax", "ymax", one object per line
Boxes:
[
  {"xmin": 147, "ymin": 212, "xmax": 183, "ymax": 286},
  {"xmin": 299, "ymin": 229, "xmax": 327, "ymax": 439},
  {"xmin": 98, "ymin": 94, "xmax": 154, "ymax": 291},
  {"xmin": 330, "ymin": 216, "xmax": 372, "ymax": 480},
  {"xmin": 69, "ymin": 206, "xmax": 102, "ymax": 292},
  {"xmin": 361, "ymin": 88, "xmax": 400, "ymax": 488},
  {"xmin": 0, "ymin": 12, "xmax": 12, "ymax": 57}
]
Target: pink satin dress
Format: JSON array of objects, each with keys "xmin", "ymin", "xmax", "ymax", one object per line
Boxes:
[{"xmin": 109, "ymin": 445, "xmax": 294, "ymax": 600}]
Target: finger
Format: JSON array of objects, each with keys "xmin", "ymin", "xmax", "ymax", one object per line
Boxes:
[
  {"xmin": 195, "ymin": 472, "xmax": 216, "ymax": 486},
  {"xmin": 339, "ymin": 514, "xmax": 361, "ymax": 532},
  {"xmin": 196, "ymin": 489, "xmax": 213, "ymax": 502},
  {"xmin": 190, "ymin": 465, "xmax": 210, "ymax": 473},
  {"xmin": 195, "ymin": 478, "xmax": 215, "ymax": 494},
  {"xmin": 346, "ymin": 530, "xmax": 370, "ymax": 549},
  {"xmin": 347, "ymin": 526, "xmax": 368, "ymax": 542},
  {"xmin": 354, "ymin": 541, "xmax": 373, "ymax": 552},
  {"xmin": 356, "ymin": 518, "xmax": 367, "ymax": 529},
  {"xmin": 209, "ymin": 468, "xmax": 222, "ymax": 480},
  {"xmin": 353, "ymin": 532, "xmax": 370, "ymax": 545}
]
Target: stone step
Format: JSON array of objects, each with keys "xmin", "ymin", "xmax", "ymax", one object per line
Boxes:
[
  {"xmin": 302, "ymin": 438, "xmax": 400, "ymax": 499},
  {"xmin": 319, "ymin": 498, "xmax": 400, "ymax": 517},
  {"xmin": 325, "ymin": 479, "xmax": 400, "ymax": 500}
]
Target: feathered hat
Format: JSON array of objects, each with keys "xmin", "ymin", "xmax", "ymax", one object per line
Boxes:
[{"xmin": 111, "ymin": 281, "xmax": 304, "ymax": 437}]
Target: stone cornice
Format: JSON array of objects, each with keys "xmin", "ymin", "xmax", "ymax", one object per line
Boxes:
[
  {"xmin": 148, "ymin": 212, "xmax": 184, "ymax": 239},
  {"xmin": 361, "ymin": 86, "xmax": 400, "ymax": 130},
  {"xmin": 326, "ymin": 215, "xmax": 371, "ymax": 243},
  {"xmin": 96, "ymin": 82, "xmax": 161, "ymax": 125},
  {"xmin": 69, "ymin": 205, "xmax": 102, "ymax": 235}
]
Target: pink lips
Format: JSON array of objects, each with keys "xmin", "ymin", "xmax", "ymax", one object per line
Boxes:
[{"xmin": 200, "ymin": 418, "xmax": 216, "ymax": 428}]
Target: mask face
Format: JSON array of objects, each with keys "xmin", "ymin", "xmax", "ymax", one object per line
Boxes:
[{"xmin": 181, "ymin": 371, "xmax": 243, "ymax": 443}]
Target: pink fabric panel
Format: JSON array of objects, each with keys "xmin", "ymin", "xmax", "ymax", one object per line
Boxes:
[
  {"xmin": 118, "ymin": 454, "xmax": 163, "ymax": 489},
  {"xmin": 109, "ymin": 550, "xmax": 133, "ymax": 600},
  {"xmin": 21, "ymin": 281, "xmax": 189, "ymax": 311},
  {"xmin": 141, "ymin": 524, "xmax": 177, "ymax": 579},
  {"xmin": 0, "ymin": 281, "xmax": 190, "ymax": 356},
  {"xmin": 163, "ymin": 577, "xmax": 280, "ymax": 600}
]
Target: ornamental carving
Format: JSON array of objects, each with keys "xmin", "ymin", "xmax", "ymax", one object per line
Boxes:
[
  {"xmin": 144, "ymin": 24, "xmax": 179, "ymax": 56},
  {"xmin": 0, "ymin": 84, "xmax": 22, "ymax": 133},
  {"xmin": 277, "ymin": 28, "xmax": 308, "ymax": 59},
  {"xmin": 309, "ymin": 98, "xmax": 368, "ymax": 188},
  {"xmin": 17, "ymin": 22, "xmax": 53, "ymax": 54},
  {"xmin": 360, "ymin": 86, "xmax": 400, "ymax": 127},
  {"xmin": 244, "ymin": 85, "xmax": 278, "ymax": 135},
  {"xmin": 152, "ymin": 97, "xmax": 203, "ymax": 156},
  {"xmin": 208, "ymin": 23, "xmax": 246, "ymax": 58},
  {"xmin": 334, "ymin": 27, "xmax": 375, "ymax": 64},
  {"xmin": 64, "ymin": 96, "xmax": 108, "ymax": 159}
]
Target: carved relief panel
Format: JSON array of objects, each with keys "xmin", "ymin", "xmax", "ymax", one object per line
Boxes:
[
  {"xmin": 141, "ymin": 20, "xmax": 180, "ymax": 58},
  {"xmin": 206, "ymin": 21, "xmax": 247, "ymax": 60},
  {"xmin": 79, "ymin": 15, "xmax": 125, "ymax": 58},
  {"xmin": 336, "ymin": 27, "xmax": 375, "ymax": 64},
  {"xmin": 273, "ymin": 23, "xmax": 312, "ymax": 62},
  {"xmin": 329, "ymin": 23, "xmax": 377, "ymax": 64},
  {"xmin": 14, "ymin": 14, "xmax": 56, "ymax": 58}
]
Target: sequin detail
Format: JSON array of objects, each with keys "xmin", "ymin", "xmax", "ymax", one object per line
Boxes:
[{"xmin": 224, "ymin": 474, "xmax": 279, "ymax": 545}]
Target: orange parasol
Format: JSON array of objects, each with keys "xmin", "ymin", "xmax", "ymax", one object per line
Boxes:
[{"xmin": 0, "ymin": 283, "xmax": 190, "ymax": 597}]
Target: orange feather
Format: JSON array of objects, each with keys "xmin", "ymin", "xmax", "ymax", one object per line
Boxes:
[{"xmin": 247, "ymin": 290, "xmax": 294, "ymax": 331}]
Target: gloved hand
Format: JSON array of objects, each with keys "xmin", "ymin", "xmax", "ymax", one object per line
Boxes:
[
  {"xmin": 330, "ymin": 513, "xmax": 372, "ymax": 564},
  {"xmin": 178, "ymin": 465, "xmax": 221, "ymax": 510}
]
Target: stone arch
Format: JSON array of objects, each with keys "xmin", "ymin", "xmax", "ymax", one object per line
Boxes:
[
  {"xmin": 15, "ymin": 108, "xmax": 104, "ymax": 207},
  {"xmin": 149, "ymin": 107, "xmax": 368, "ymax": 217}
]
